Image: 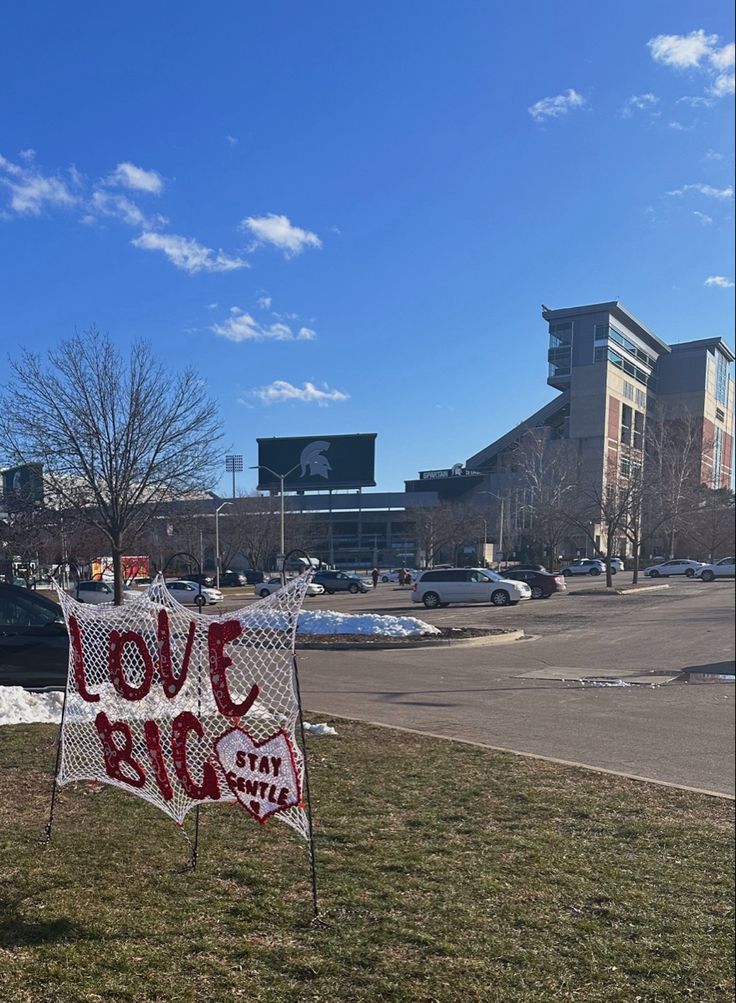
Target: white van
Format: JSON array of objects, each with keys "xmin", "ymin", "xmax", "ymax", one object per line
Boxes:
[{"xmin": 412, "ymin": 568, "xmax": 531, "ymax": 608}]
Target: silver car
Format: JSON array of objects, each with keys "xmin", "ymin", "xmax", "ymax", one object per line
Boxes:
[
  {"xmin": 412, "ymin": 567, "xmax": 531, "ymax": 608},
  {"xmin": 643, "ymin": 559, "xmax": 704, "ymax": 578}
]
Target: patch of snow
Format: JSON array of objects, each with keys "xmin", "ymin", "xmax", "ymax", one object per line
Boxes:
[
  {"xmin": 303, "ymin": 722, "xmax": 338, "ymax": 736},
  {"xmin": 0, "ymin": 686, "xmax": 64, "ymax": 726},
  {"xmin": 297, "ymin": 609, "xmax": 440, "ymax": 637}
]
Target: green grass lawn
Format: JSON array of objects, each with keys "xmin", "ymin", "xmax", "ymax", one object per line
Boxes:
[{"xmin": 0, "ymin": 720, "xmax": 733, "ymax": 1003}]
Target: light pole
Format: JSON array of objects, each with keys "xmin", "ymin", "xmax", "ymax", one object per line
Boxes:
[
  {"xmin": 225, "ymin": 454, "xmax": 243, "ymax": 500},
  {"xmin": 479, "ymin": 491, "xmax": 505, "ymax": 570},
  {"xmin": 250, "ymin": 462, "xmax": 301, "ymax": 582},
  {"xmin": 214, "ymin": 501, "xmax": 232, "ymax": 589}
]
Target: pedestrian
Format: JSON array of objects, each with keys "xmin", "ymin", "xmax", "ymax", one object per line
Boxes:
[
  {"xmin": 371, "ymin": 567, "xmax": 379, "ymax": 588},
  {"xmin": 399, "ymin": 566, "xmax": 407, "ymax": 586}
]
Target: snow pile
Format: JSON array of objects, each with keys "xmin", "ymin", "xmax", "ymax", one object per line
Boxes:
[
  {"xmin": 297, "ymin": 609, "xmax": 440, "ymax": 637},
  {"xmin": 0, "ymin": 686, "xmax": 64, "ymax": 726},
  {"xmin": 303, "ymin": 722, "xmax": 338, "ymax": 736}
]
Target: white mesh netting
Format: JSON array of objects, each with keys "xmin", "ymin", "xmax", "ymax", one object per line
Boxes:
[{"xmin": 54, "ymin": 573, "xmax": 312, "ymax": 843}]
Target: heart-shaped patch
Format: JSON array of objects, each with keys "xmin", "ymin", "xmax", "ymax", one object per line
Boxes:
[{"xmin": 213, "ymin": 726, "xmax": 302, "ymax": 824}]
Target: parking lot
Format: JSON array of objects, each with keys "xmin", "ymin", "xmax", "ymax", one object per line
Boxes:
[{"xmin": 281, "ymin": 573, "xmax": 736, "ymax": 796}]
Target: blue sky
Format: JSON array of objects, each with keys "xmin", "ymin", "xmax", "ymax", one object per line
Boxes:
[{"xmin": 1, "ymin": 2, "xmax": 733, "ymax": 494}]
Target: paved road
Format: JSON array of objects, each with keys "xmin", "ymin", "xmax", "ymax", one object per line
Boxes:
[{"xmin": 293, "ymin": 576, "xmax": 736, "ymax": 795}]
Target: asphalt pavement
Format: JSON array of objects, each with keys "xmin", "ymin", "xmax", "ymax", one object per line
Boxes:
[{"xmin": 291, "ymin": 574, "xmax": 736, "ymax": 796}]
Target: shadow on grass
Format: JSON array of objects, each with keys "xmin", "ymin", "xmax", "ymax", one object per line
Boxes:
[{"xmin": 0, "ymin": 905, "xmax": 92, "ymax": 948}]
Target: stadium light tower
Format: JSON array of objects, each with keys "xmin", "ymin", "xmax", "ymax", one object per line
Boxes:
[{"xmin": 225, "ymin": 455, "xmax": 243, "ymax": 499}]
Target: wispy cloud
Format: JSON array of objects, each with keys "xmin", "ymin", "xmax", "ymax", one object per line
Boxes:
[
  {"xmin": 131, "ymin": 232, "xmax": 248, "ymax": 274},
  {"xmin": 212, "ymin": 307, "xmax": 315, "ymax": 343},
  {"xmin": 667, "ymin": 183, "xmax": 734, "ymax": 199},
  {"xmin": 86, "ymin": 190, "xmax": 168, "ymax": 229},
  {"xmin": 704, "ymin": 149, "xmax": 724, "ymax": 161},
  {"xmin": 105, "ymin": 162, "xmax": 164, "ymax": 195},
  {"xmin": 704, "ymin": 275, "xmax": 734, "ymax": 288},
  {"xmin": 676, "ymin": 95, "xmax": 714, "ymax": 107},
  {"xmin": 247, "ymin": 380, "xmax": 349, "ymax": 406},
  {"xmin": 648, "ymin": 29, "xmax": 735, "ymax": 97},
  {"xmin": 0, "ymin": 152, "xmax": 79, "ymax": 215},
  {"xmin": 225, "ymin": 135, "xmax": 239, "ymax": 146},
  {"xmin": 621, "ymin": 93, "xmax": 659, "ymax": 117},
  {"xmin": 668, "ymin": 121, "xmax": 688, "ymax": 131},
  {"xmin": 692, "ymin": 211, "xmax": 713, "ymax": 225},
  {"xmin": 240, "ymin": 213, "xmax": 322, "ymax": 256},
  {"xmin": 528, "ymin": 88, "xmax": 585, "ymax": 122},
  {"xmin": 256, "ymin": 294, "xmax": 272, "ymax": 310}
]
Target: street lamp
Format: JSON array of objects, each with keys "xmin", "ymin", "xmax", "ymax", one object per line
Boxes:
[
  {"xmin": 250, "ymin": 462, "xmax": 301, "ymax": 582},
  {"xmin": 214, "ymin": 501, "xmax": 232, "ymax": 589},
  {"xmin": 479, "ymin": 490, "xmax": 505, "ymax": 570}
]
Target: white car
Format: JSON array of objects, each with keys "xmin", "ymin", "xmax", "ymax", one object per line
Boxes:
[
  {"xmin": 558, "ymin": 559, "xmax": 607, "ymax": 577},
  {"xmin": 256, "ymin": 578, "xmax": 325, "ymax": 598},
  {"xmin": 380, "ymin": 568, "xmax": 417, "ymax": 583},
  {"xmin": 412, "ymin": 567, "xmax": 531, "ymax": 608},
  {"xmin": 643, "ymin": 559, "xmax": 704, "ymax": 578},
  {"xmin": 73, "ymin": 580, "xmax": 139, "ymax": 603},
  {"xmin": 165, "ymin": 580, "xmax": 223, "ymax": 606},
  {"xmin": 696, "ymin": 557, "xmax": 735, "ymax": 582},
  {"xmin": 609, "ymin": 558, "xmax": 625, "ymax": 573}
]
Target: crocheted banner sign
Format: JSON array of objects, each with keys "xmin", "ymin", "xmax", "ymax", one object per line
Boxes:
[{"xmin": 54, "ymin": 574, "xmax": 311, "ymax": 843}]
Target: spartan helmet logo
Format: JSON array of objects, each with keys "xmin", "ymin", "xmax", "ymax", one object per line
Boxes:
[{"xmin": 300, "ymin": 440, "xmax": 332, "ymax": 479}]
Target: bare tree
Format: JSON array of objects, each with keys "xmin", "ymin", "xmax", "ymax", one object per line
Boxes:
[
  {"xmin": 678, "ymin": 487, "xmax": 735, "ymax": 562},
  {"xmin": 567, "ymin": 457, "xmax": 635, "ymax": 587},
  {"xmin": 515, "ymin": 429, "xmax": 580, "ymax": 563},
  {"xmin": 0, "ymin": 329, "xmax": 222, "ymax": 602},
  {"xmin": 409, "ymin": 502, "xmax": 483, "ymax": 567}
]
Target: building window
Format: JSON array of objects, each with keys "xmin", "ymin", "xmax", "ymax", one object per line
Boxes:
[
  {"xmin": 595, "ymin": 346, "xmax": 653, "ymax": 388},
  {"xmin": 715, "ymin": 352, "xmax": 729, "ymax": 407},
  {"xmin": 716, "ymin": 407, "xmax": 725, "ymax": 422},
  {"xmin": 635, "ymin": 388, "xmax": 646, "ymax": 408},
  {"xmin": 633, "ymin": 411, "xmax": 644, "ymax": 451},
  {"xmin": 620, "ymin": 455, "xmax": 631, "ymax": 478},
  {"xmin": 620, "ymin": 404, "xmax": 632, "ymax": 445},
  {"xmin": 623, "ymin": 381, "xmax": 634, "ymax": 400},
  {"xmin": 713, "ymin": 426, "xmax": 724, "ymax": 488},
  {"xmin": 548, "ymin": 323, "xmax": 572, "ymax": 381}
]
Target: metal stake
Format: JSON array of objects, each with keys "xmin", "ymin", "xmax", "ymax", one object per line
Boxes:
[{"xmin": 293, "ymin": 654, "xmax": 319, "ymax": 918}]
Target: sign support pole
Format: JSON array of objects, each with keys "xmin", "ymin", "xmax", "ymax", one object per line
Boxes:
[{"xmin": 292, "ymin": 653, "xmax": 319, "ymax": 919}]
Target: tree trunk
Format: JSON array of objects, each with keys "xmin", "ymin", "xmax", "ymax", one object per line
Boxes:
[{"xmin": 112, "ymin": 537, "xmax": 124, "ymax": 606}]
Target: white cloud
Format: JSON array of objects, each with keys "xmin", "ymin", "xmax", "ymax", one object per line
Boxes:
[
  {"xmin": 622, "ymin": 93, "xmax": 659, "ymax": 116},
  {"xmin": 528, "ymin": 88, "xmax": 584, "ymax": 122},
  {"xmin": 225, "ymin": 135, "xmax": 239, "ymax": 146},
  {"xmin": 648, "ymin": 29, "xmax": 718, "ymax": 68},
  {"xmin": 0, "ymin": 152, "xmax": 79, "ymax": 215},
  {"xmin": 88, "ymin": 189, "xmax": 167, "ymax": 228},
  {"xmin": 256, "ymin": 294, "xmax": 272, "ymax": 309},
  {"xmin": 131, "ymin": 232, "xmax": 248, "ymax": 274},
  {"xmin": 240, "ymin": 213, "xmax": 322, "ymax": 256},
  {"xmin": 212, "ymin": 310, "xmax": 315, "ymax": 343},
  {"xmin": 704, "ymin": 149, "xmax": 724, "ymax": 160},
  {"xmin": 207, "ymin": 302, "xmax": 219, "ymax": 310},
  {"xmin": 676, "ymin": 95, "xmax": 714, "ymax": 107},
  {"xmin": 668, "ymin": 121, "xmax": 688, "ymax": 131},
  {"xmin": 105, "ymin": 162, "xmax": 164, "ymax": 195},
  {"xmin": 692, "ymin": 211, "xmax": 713, "ymax": 225},
  {"xmin": 248, "ymin": 380, "xmax": 349, "ymax": 406},
  {"xmin": 648, "ymin": 30, "xmax": 735, "ymax": 97},
  {"xmin": 704, "ymin": 275, "xmax": 734, "ymax": 288},
  {"xmin": 667, "ymin": 183, "xmax": 734, "ymax": 199}
]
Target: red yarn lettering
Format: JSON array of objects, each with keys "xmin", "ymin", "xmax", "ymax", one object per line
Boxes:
[
  {"xmin": 143, "ymin": 720, "xmax": 173, "ymax": 801},
  {"xmin": 171, "ymin": 711, "xmax": 221, "ymax": 800},
  {"xmin": 108, "ymin": 629, "xmax": 155, "ymax": 701},
  {"xmin": 94, "ymin": 711, "xmax": 146, "ymax": 788},
  {"xmin": 157, "ymin": 610, "xmax": 195, "ymax": 698},
  {"xmin": 207, "ymin": 620, "xmax": 259, "ymax": 717},
  {"xmin": 68, "ymin": 614, "xmax": 99, "ymax": 702}
]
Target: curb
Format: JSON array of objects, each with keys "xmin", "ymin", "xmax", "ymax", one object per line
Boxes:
[
  {"xmin": 296, "ymin": 628, "xmax": 525, "ymax": 651},
  {"xmin": 303, "ymin": 712, "xmax": 735, "ymax": 800},
  {"xmin": 571, "ymin": 584, "xmax": 670, "ymax": 597}
]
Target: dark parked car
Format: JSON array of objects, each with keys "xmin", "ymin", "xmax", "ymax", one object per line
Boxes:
[
  {"xmin": 0, "ymin": 584, "xmax": 68, "ymax": 689},
  {"xmin": 242, "ymin": 570, "xmax": 265, "ymax": 585},
  {"xmin": 218, "ymin": 571, "xmax": 247, "ymax": 587},
  {"xmin": 312, "ymin": 571, "xmax": 369, "ymax": 594},
  {"xmin": 508, "ymin": 564, "xmax": 548, "ymax": 574},
  {"xmin": 183, "ymin": 573, "xmax": 215, "ymax": 588},
  {"xmin": 502, "ymin": 569, "xmax": 567, "ymax": 599}
]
